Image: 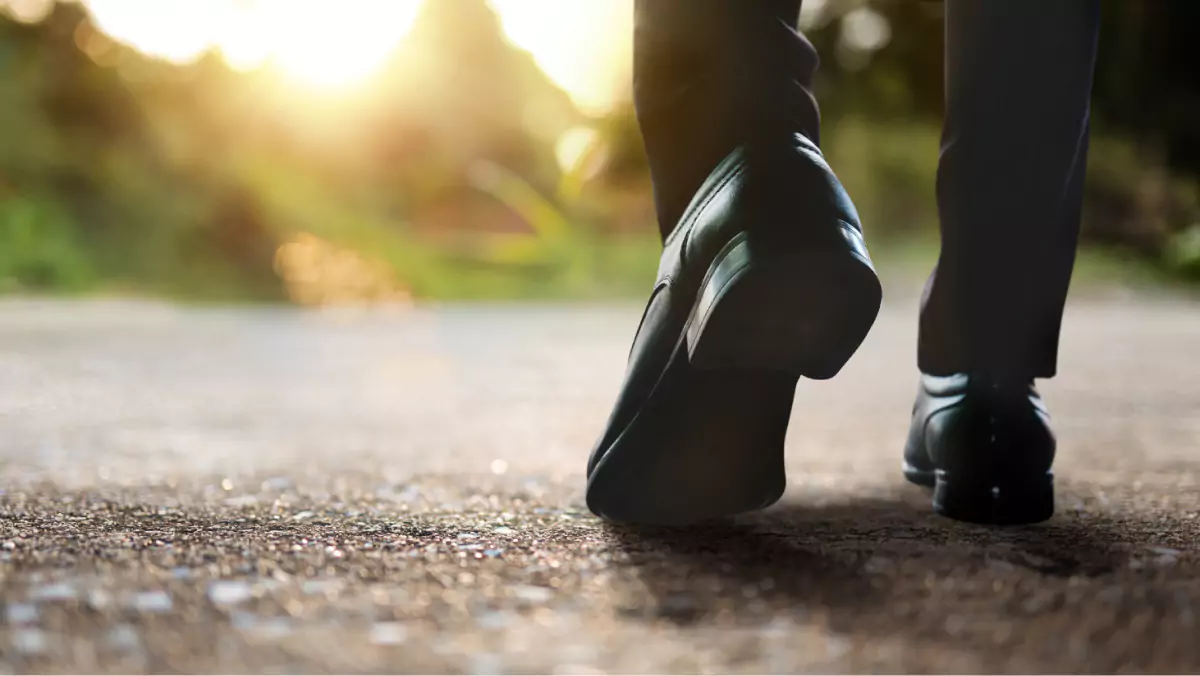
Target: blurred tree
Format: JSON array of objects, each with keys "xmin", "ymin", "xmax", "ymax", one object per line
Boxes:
[
  {"xmin": 0, "ymin": 3, "xmax": 286, "ymax": 298},
  {"xmin": 1095, "ymin": 0, "xmax": 1200, "ymax": 173},
  {"xmin": 368, "ymin": 0, "xmax": 581, "ymax": 236},
  {"xmin": 0, "ymin": 0, "xmax": 1196, "ymax": 300}
]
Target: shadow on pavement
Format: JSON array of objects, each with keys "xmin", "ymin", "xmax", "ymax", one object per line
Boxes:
[{"xmin": 609, "ymin": 488, "xmax": 1200, "ymax": 671}]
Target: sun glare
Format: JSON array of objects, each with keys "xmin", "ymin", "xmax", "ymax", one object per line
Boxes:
[
  {"xmin": 489, "ymin": 0, "xmax": 632, "ymax": 114},
  {"xmin": 83, "ymin": 0, "xmax": 423, "ymax": 90},
  {"xmin": 229, "ymin": 0, "xmax": 424, "ymax": 89},
  {"xmin": 79, "ymin": 0, "xmax": 631, "ymax": 105}
]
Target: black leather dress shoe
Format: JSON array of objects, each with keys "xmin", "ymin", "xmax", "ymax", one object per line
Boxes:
[
  {"xmin": 904, "ymin": 373, "xmax": 1057, "ymax": 524},
  {"xmin": 586, "ymin": 134, "xmax": 882, "ymax": 525}
]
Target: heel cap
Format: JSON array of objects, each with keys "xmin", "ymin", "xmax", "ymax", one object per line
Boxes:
[
  {"xmin": 685, "ymin": 236, "xmax": 881, "ymax": 379},
  {"xmin": 932, "ymin": 473, "xmax": 1055, "ymax": 525}
]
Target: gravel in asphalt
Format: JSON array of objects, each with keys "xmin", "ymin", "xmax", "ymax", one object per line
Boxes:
[{"xmin": 0, "ymin": 291, "xmax": 1198, "ymax": 672}]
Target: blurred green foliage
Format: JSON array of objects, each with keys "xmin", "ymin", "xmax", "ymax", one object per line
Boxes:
[
  {"xmin": 0, "ymin": 195, "xmax": 92, "ymax": 290},
  {"xmin": 0, "ymin": 0, "xmax": 1197, "ymax": 302}
]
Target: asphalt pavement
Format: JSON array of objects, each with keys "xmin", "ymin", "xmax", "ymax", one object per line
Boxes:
[{"xmin": 0, "ymin": 286, "xmax": 1198, "ymax": 672}]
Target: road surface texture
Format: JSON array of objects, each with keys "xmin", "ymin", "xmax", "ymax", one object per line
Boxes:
[{"xmin": 1, "ymin": 284, "xmax": 1198, "ymax": 673}]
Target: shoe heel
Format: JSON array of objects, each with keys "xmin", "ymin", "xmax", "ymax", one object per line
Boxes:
[
  {"xmin": 685, "ymin": 233, "xmax": 882, "ymax": 380},
  {"xmin": 932, "ymin": 473, "xmax": 1055, "ymax": 525}
]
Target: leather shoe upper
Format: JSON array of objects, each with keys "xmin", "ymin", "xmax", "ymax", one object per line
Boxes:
[{"xmin": 588, "ymin": 134, "xmax": 864, "ymax": 477}]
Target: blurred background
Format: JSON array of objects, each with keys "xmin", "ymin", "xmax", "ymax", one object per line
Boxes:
[{"xmin": 1, "ymin": 0, "xmax": 1197, "ymax": 305}]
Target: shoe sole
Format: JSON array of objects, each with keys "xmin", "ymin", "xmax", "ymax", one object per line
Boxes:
[
  {"xmin": 904, "ymin": 453, "xmax": 1055, "ymax": 525},
  {"xmin": 585, "ymin": 352, "xmax": 796, "ymax": 526},
  {"xmin": 931, "ymin": 471, "xmax": 1055, "ymax": 525},
  {"xmin": 587, "ymin": 231, "xmax": 880, "ymax": 526},
  {"xmin": 902, "ymin": 461, "xmax": 936, "ymax": 488}
]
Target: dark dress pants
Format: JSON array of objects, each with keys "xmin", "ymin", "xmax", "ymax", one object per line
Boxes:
[{"xmin": 633, "ymin": 0, "xmax": 1101, "ymax": 379}]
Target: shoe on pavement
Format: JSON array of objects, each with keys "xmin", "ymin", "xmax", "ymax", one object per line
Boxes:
[
  {"xmin": 904, "ymin": 373, "xmax": 1057, "ymax": 524},
  {"xmin": 586, "ymin": 134, "xmax": 882, "ymax": 526}
]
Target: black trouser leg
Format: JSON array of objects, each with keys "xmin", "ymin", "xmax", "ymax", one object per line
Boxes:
[
  {"xmin": 633, "ymin": 0, "xmax": 817, "ymax": 240},
  {"xmin": 919, "ymin": 0, "xmax": 1101, "ymax": 379}
]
